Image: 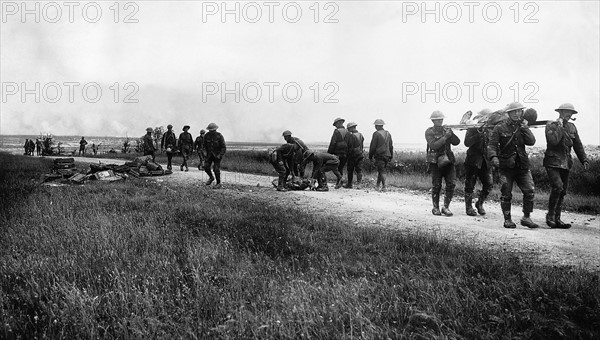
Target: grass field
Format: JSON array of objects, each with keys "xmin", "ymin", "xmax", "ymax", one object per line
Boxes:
[{"xmin": 1, "ymin": 153, "xmax": 599, "ymax": 338}]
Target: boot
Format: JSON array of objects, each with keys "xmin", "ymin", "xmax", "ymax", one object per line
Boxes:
[
  {"xmin": 502, "ymin": 202, "xmax": 516, "ymax": 228},
  {"xmin": 205, "ymin": 170, "xmax": 214, "ymax": 185},
  {"xmin": 546, "ymin": 192, "xmax": 558, "ymax": 228},
  {"xmin": 521, "ymin": 201, "xmax": 538, "ymax": 228},
  {"xmin": 431, "ymin": 191, "xmax": 441, "ymax": 216},
  {"xmin": 215, "ymin": 172, "xmax": 221, "ymax": 187},
  {"xmin": 185, "ymin": 166, "xmax": 189, "ymax": 172},
  {"xmin": 277, "ymin": 175, "xmax": 288, "ymax": 192},
  {"xmin": 475, "ymin": 191, "xmax": 488, "ymax": 215},
  {"xmin": 520, "ymin": 215, "xmax": 539, "ymax": 229},
  {"xmin": 465, "ymin": 193, "xmax": 477, "ymax": 216},
  {"xmin": 441, "ymin": 191, "xmax": 453, "ymax": 216},
  {"xmin": 335, "ymin": 177, "xmax": 343, "ymax": 189},
  {"xmin": 180, "ymin": 165, "xmax": 184, "ymax": 171},
  {"xmin": 554, "ymin": 211, "xmax": 571, "ymax": 229},
  {"xmin": 554, "ymin": 195, "xmax": 571, "ymax": 229}
]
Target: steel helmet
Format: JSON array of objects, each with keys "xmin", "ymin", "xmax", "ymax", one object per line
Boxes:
[
  {"xmin": 373, "ymin": 119, "xmax": 385, "ymax": 125},
  {"xmin": 346, "ymin": 122, "xmax": 357, "ymax": 128},
  {"xmin": 282, "ymin": 130, "xmax": 292, "ymax": 137},
  {"xmin": 167, "ymin": 124, "xmax": 173, "ymax": 129},
  {"xmin": 505, "ymin": 102, "xmax": 525, "ymax": 112},
  {"xmin": 555, "ymin": 103, "xmax": 578, "ymax": 114},
  {"xmin": 146, "ymin": 127, "xmax": 153, "ymax": 132},
  {"xmin": 523, "ymin": 108, "xmax": 538, "ymax": 123},
  {"xmin": 333, "ymin": 117, "xmax": 345, "ymax": 125},
  {"xmin": 200, "ymin": 129, "xmax": 206, "ymax": 134},
  {"xmin": 430, "ymin": 111, "xmax": 445, "ymax": 120},
  {"xmin": 206, "ymin": 123, "xmax": 218, "ymax": 130},
  {"xmin": 183, "ymin": 125, "xmax": 190, "ymax": 131}
]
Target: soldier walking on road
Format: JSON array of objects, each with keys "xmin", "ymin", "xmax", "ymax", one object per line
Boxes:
[
  {"xmin": 425, "ymin": 111, "xmax": 460, "ymax": 216},
  {"xmin": 488, "ymin": 102, "xmax": 539, "ymax": 229},
  {"xmin": 369, "ymin": 119, "xmax": 393, "ymax": 192},
  {"xmin": 142, "ymin": 127, "xmax": 157, "ymax": 162},
  {"xmin": 327, "ymin": 117, "xmax": 353, "ymax": 188},
  {"xmin": 194, "ymin": 129, "xmax": 206, "ymax": 169},
  {"xmin": 178, "ymin": 125, "xmax": 194, "ymax": 172},
  {"xmin": 543, "ymin": 103, "xmax": 589, "ymax": 229},
  {"xmin": 301, "ymin": 150, "xmax": 342, "ymax": 192},
  {"xmin": 345, "ymin": 122, "xmax": 364, "ymax": 188},
  {"xmin": 203, "ymin": 123, "xmax": 226, "ymax": 188},
  {"xmin": 464, "ymin": 109, "xmax": 494, "ymax": 216},
  {"xmin": 161, "ymin": 124, "xmax": 177, "ymax": 171},
  {"xmin": 283, "ymin": 130, "xmax": 309, "ymax": 178}
]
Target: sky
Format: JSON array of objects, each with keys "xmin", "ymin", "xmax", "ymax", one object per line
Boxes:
[{"xmin": 1, "ymin": 0, "xmax": 599, "ymax": 146}]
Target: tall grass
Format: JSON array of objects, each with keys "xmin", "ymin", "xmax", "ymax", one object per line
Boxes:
[{"xmin": 1, "ymin": 153, "xmax": 599, "ymax": 339}]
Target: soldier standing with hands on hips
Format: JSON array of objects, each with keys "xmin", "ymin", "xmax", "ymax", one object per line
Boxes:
[
  {"xmin": 543, "ymin": 103, "xmax": 589, "ymax": 229},
  {"xmin": 488, "ymin": 102, "xmax": 539, "ymax": 229}
]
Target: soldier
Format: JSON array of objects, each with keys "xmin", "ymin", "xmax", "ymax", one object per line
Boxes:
[
  {"xmin": 425, "ymin": 111, "xmax": 460, "ymax": 216},
  {"xmin": 91, "ymin": 143, "xmax": 97, "ymax": 155},
  {"xmin": 270, "ymin": 143, "xmax": 297, "ymax": 191},
  {"xmin": 488, "ymin": 102, "xmax": 538, "ymax": 229},
  {"xmin": 35, "ymin": 139, "xmax": 42, "ymax": 156},
  {"xmin": 543, "ymin": 103, "xmax": 589, "ymax": 229},
  {"xmin": 142, "ymin": 127, "xmax": 157, "ymax": 162},
  {"xmin": 23, "ymin": 139, "xmax": 29, "ymax": 155},
  {"xmin": 369, "ymin": 119, "xmax": 393, "ymax": 192},
  {"xmin": 203, "ymin": 123, "xmax": 226, "ymax": 188},
  {"xmin": 161, "ymin": 124, "xmax": 177, "ymax": 170},
  {"xmin": 282, "ymin": 130, "xmax": 309, "ymax": 177},
  {"xmin": 178, "ymin": 125, "xmax": 194, "ymax": 171},
  {"xmin": 79, "ymin": 137, "xmax": 87, "ymax": 156},
  {"xmin": 194, "ymin": 129, "xmax": 206, "ymax": 169},
  {"xmin": 345, "ymin": 122, "xmax": 364, "ymax": 188},
  {"xmin": 464, "ymin": 109, "xmax": 494, "ymax": 216},
  {"xmin": 327, "ymin": 117, "xmax": 353, "ymax": 188},
  {"xmin": 301, "ymin": 150, "xmax": 342, "ymax": 192}
]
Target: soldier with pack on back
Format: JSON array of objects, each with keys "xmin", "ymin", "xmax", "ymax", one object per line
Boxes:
[
  {"xmin": 203, "ymin": 123, "xmax": 226, "ymax": 188},
  {"xmin": 369, "ymin": 119, "xmax": 393, "ymax": 192},
  {"xmin": 327, "ymin": 117, "xmax": 353, "ymax": 189},
  {"xmin": 543, "ymin": 103, "xmax": 589, "ymax": 229},
  {"xmin": 425, "ymin": 111, "xmax": 460, "ymax": 216},
  {"xmin": 161, "ymin": 124, "xmax": 177, "ymax": 171},
  {"xmin": 345, "ymin": 122, "xmax": 364, "ymax": 188},
  {"xmin": 463, "ymin": 108, "xmax": 494, "ymax": 216},
  {"xmin": 488, "ymin": 102, "xmax": 539, "ymax": 229}
]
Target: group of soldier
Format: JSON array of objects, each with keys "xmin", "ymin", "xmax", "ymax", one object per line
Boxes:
[
  {"xmin": 270, "ymin": 118, "xmax": 393, "ymax": 193},
  {"xmin": 135, "ymin": 100, "xmax": 588, "ymax": 230},
  {"xmin": 141, "ymin": 123, "xmax": 226, "ymax": 189},
  {"xmin": 425, "ymin": 102, "xmax": 589, "ymax": 229},
  {"xmin": 23, "ymin": 138, "xmax": 40, "ymax": 156}
]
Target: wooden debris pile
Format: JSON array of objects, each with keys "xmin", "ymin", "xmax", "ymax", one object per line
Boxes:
[{"xmin": 41, "ymin": 156, "xmax": 171, "ymax": 186}]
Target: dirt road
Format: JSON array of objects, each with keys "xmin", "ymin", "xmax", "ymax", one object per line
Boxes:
[{"xmin": 77, "ymin": 157, "xmax": 600, "ymax": 271}]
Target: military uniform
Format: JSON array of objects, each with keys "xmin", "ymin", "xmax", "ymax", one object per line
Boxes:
[
  {"xmin": 488, "ymin": 118, "xmax": 536, "ymax": 226},
  {"xmin": 308, "ymin": 152, "xmax": 341, "ymax": 191},
  {"xmin": 347, "ymin": 130, "xmax": 364, "ymax": 187},
  {"xmin": 178, "ymin": 129, "xmax": 194, "ymax": 171},
  {"xmin": 161, "ymin": 129, "xmax": 177, "ymax": 170},
  {"xmin": 327, "ymin": 126, "xmax": 353, "ymax": 180},
  {"xmin": 194, "ymin": 133, "xmax": 206, "ymax": 166},
  {"xmin": 369, "ymin": 128, "xmax": 393, "ymax": 190},
  {"xmin": 464, "ymin": 127, "xmax": 493, "ymax": 215},
  {"xmin": 544, "ymin": 114, "xmax": 588, "ymax": 228},
  {"xmin": 425, "ymin": 126, "xmax": 460, "ymax": 214},
  {"xmin": 286, "ymin": 136, "xmax": 308, "ymax": 177},
  {"xmin": 203, "ymin": 129, "xmax": 226, "ymax": 186},
  {"xmin": 270, "ymin": 144, "xmax": 297, "ymax": 191},
  {"xmin": 142, "ymin": 132, "xmax": 156, "ymax": 162}
]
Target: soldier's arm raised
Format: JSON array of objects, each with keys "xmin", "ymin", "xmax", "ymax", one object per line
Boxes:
[
  {"xmin": 545, "ymin": 122, "xmax": 563, "ymax": 147},
  {"xmin": 426, "ymin": 129, "xmax": 446, "ymax": 150},
  {"xmin": 464, "ymin": 128, "xmax": 480, "ymax": 147},
  {"xmin": 521, "ymin": 125, "xmax": 536, "ymax": 146}
]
